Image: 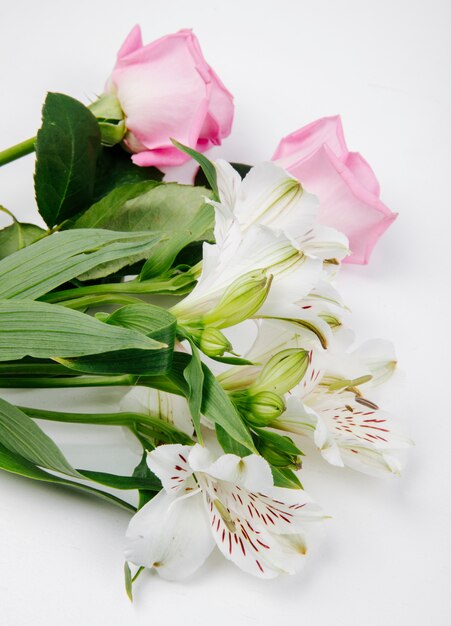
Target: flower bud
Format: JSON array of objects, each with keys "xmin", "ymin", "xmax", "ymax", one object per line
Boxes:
[
  {"xmin": 89, "ymin": 93, "xmax": 126, "ymax": 147},
  {"xmin": 251, "ymin": 348, "xmax": 310, "ymax": 395},
  {"xmin": 247, "ymin": 391, "xmax": 286, "ymax": 426},
  {"xmin": 256, "ymin": 440, "xmax": 302, "ymax": 469},
  {"xmin": 202, "ymin": 270, "xmax": 272, "ymax": 329},
  {"xmin": 192, "ymin": 327, "xmax": 232, "ymax": 357}
]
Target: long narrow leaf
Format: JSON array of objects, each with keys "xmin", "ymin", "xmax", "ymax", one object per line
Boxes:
[
  {"xmin": 0, "ymin": 442, "xmax": 135, "ymax": 512},
  {"xmin": 0, "ymin": 397, "xmax": 80, "ymax": 477},
  {"xmin": 0, "ymin": 228, "xmax": 162, "ymax": 300},
  {"xmin": 59, "ymin": 303, "xmax": 176, "ymax": 375},
  {"xmin": 0, "ymin": 300, "xmax": 163, "ymax": 362}
]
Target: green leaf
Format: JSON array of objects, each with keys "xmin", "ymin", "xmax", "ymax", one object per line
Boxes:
[
  {"xmin": 0, "ymin": 397, "xmax": 80, "ymax": 477},
  {"xmin": 271, "ymin": 467, "xmax": 302, "ymax": 489},
  {"xmin": 253, "ymin": 427, "xmax": 303, "ymax": 457},
  {"xmin": 0, "ymin": 228, "xmax": 162, "ymax": 300},
  {"xmin": 71, "ymin": 181, "xmax": 213, "ymax": 280},
  {"xmin": 0, "ymin": 221, "xmax": 46, "ymax": 260},
  {"xmin": 105, "ymin": 303, "xmax": 176, "ymax": 339},
  {"xmin": 93, "ymin": 145, "xmax": 163, "ymax": 202},
  {"xmin": 194, "ymin": 162, "xmax": 252, "ymax": 189},
  {"xmin": 124, "ymin": 562, "xmax": 133, "ymax": 602},
  {"xmin": 0, "ymin": 442, "xmax": 135, "ymax": 512},
  {"xmin": 34, "ymin": 92, "xmax": 101, "ymax": 227},
  {"xmin": 160, "ymin": 353, "xmax": 256, "ymax": 452},
  {"xmin": 0, "ymin": 300, "xmax": 164, "ymax": 362},
  {"xmin": 61, "ymin": 303, "xmax": 176, "ymax": 375},
  {"xmin": 171, "ymin": 139, "xmax": 218, "ymax": 199},
  {"xmin": 209, "ymin": 355, "xmax": 255, "ymax": 366},
  {"xmin": 183, "ymin": 341, "xmax": 204, "ymax": 442},
  {"xmin": 215, "ymin": 423, "xmax": 252, "ymax": 457},
  {"xmin": 132, "ymin": 452, "xmax": 160, "ymax": 509},
  {"xmin": 78, "ymin": 469, "xmax": 161, "ymax": 491},
  {"xmin": 18, "ymin": 405, "xmax": 193, "ymax": 446}
]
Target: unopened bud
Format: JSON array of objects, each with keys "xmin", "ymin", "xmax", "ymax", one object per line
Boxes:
[
  {"xmin": 251, "ymin": 348, "xmax": 310, "ymax": 395},
  {"xmin": 192, "ymin": 327, "xmax": 232, "ymax": 357},
  {"xmin": 248, "ymin": 391, "xmax": 286, "ymax": 426},
  {"xmin": 203, "ymin": 270, "xmax": 272, "ymax": 329},
  {"xmin": 89, "ymin": 93, "xmax": 126, "ymax": 147}
]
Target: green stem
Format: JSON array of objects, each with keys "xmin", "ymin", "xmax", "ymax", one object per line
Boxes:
[
  {"xmin": 20, "ymin": 406, "xmax": 193, "ymax": 445},
  {"xmin": 0, "ymin": 137, "xmax": 36, "ymax": 167},
  {"xmin": 58, "ymin": 294, "xmax": 144, "ymax": 310},
  {"xmin": 0, "ymin": 374, "xmax": 137, "ymax": 388},
  {"xmin": 132, "ymin": 566, "xmax": 145, "ymax": 583},
  {"xmin": 0, "ymin": 362, "xmax": 78, "ymax": 377},
  {"xmin": 39, "ymin": 278, "xmax": 188, "ymax": 304}
]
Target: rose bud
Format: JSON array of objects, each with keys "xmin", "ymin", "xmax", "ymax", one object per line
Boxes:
[
  {"xmin": 103, "ymin": 25, "xmax": 234, "ymax": 168},
  {"xmin": 272, "ymin": 116, "xmax": 397, "ymax": 264}
]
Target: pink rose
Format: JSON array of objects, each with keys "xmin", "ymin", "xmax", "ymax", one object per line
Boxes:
[
  {"xmin": 106, "ymin": 26, "xmax": 234, "ymax": 168},
  {"xmin": 272, "ymin": 116, "xmax": 397, "ymax": 264}
]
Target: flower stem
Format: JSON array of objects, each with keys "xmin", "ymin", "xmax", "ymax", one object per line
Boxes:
[
  {"xmin": 19, "ymin": 406, "xmax": 193, "ymax": 445},
  {"xmin": 39, "ymin": 276, "xmax": 194, "ymax": 304},
  {"xmin": 0, "ymin": 374, "xmax": 137, "ymax": 388},
  {"xmin": 0, "ymin": 137, "xmax": 36, "ymax": 167}
]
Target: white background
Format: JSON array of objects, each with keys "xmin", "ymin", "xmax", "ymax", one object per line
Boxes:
[{"xmin": 0, "ymin": 0, "xmax": 450, "ymax": 624}]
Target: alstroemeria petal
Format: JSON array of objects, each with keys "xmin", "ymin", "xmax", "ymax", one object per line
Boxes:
[
  {"xmin": 120, "ymin": 386, "xmax": 194, "ymax": 436},
  {"xmin": 273, "ymin": 396, "xmax": 344, "ymax": 466},
  {"xmin": 302, "ymin": 224, "xmax": 349, "ymax": 261},
  {"xmin": 339, "ymin": 444, "xmax": 404, "ymax": 478},
  {"xmin": 203, "ymin": 486, "xmax": 320, "ymax": 578},
  {"xmin": 204, "ymin": 454, "xmax": 274, "ymax": 492},
  {"xmin": 125, "ymin": 489, "xmax": 214, "ymax": 580},
  {"xmin": 351, "ymin": 339, "xmax": 397, "ymax": 386},
  {"xmin": 258, "ymin": 254, "xmax": 323, "ymax": 317},
  {"xmin": 147, "ymin": 444, "xmax": 194, "ymax": 493},
  {"xmin": 235, "ymin": 162, "xmax": 317, "ymax": 238},
  {"xmin": 215, "ymin": 159, "xmax": 242, "ymax": 209}
]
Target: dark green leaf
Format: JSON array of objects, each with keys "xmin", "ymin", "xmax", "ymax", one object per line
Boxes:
[
  {"xmin": 271, "ymin": 467, "xmax": 302, "ymax": 489},
  {"xmin": 150, "ymin": 353, "xmax": 256, "ymax": 452},
  {"xmin": 71, "ymin": 181, "xmax": 213, "ymax": 280},
  {"xmin": 133, "ymin": 452, "xmax": 160, "ymax": 509},
  {"xmin": 0, "ymin": 221, "xmax": 46, "ymax": 260},
  {"xmin": 0, "ymin": 442, "xmax": 135, "ymax": 512},
  {"xmin": 183, "ymin": 341, "xmax": 204, "ymax": 442},
  {"xmin": 0, "ymin": 300, "xmax": 163, "ymax": 362},
  {"xmin": 171, "ymin": 139, "xmax": 218, "ymax": 198},
  {"xmin": 253, "ymin": 427, "xmax": 303, "ymax": 456},
  {"xmin": 0, "ymin": 397, "xmax": 79, "ymax": 477},
  {"xmin": 0, "ymin": 228, "xmax": 162, "ymax": 300},
  {"xmin": 93, "ymin": 145, "xmax": 163, "ymax": 202},
  {"xmin": 78, "ymin": 468, "xmax": 161, "ymax": 491},
  {"xmin": 215, "ymin": 423, "xmax": 252, "ymax": 457},
  {"xmin": 194, "ymin": 161, "xmax": 252, "ymax": 189},
  {"xmin": 34, "ymin": 92, "xmax": 101, "ymax": 227},
  {"xmin": 61, "ymin": 303, "xmax": 176, "ymax": 375}
]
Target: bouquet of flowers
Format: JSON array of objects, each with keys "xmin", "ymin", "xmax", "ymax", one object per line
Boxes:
[{"xmin": 0, "ymin": 25, "xmax": 411, "ymax": 596}]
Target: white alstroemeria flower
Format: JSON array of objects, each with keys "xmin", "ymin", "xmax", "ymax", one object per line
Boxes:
[
  {"xmin": 125, "ymin": 443, "xmax": 324, "ymax": 580},
  {"xmin": 120, "ymin": 386, "xmax": 193, "ymax": 436},
  {"xmin": 172, "ymin": 160, "xmax": 349, "ymax": 329},
  {"xmin": 318, "ymin": 335, "xmax": 398, "ymax": 391},
  {"xmin": 276, "ymin": 393, "xmax": 412, "ymax": 477},
  {"xmin": 272, "ymin": 340, "xmax": 412, "ymax": 477},
  {"xmin": 172, "ymin": 205, "xmax": 323, "ymax": 326},
  {"xmin": 214, "ymin": 160, "xmax": 349, "ymax": 262},
  {"xmin": 218, "ymin": 318, "xmax": 326, "ymax": 392}
]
